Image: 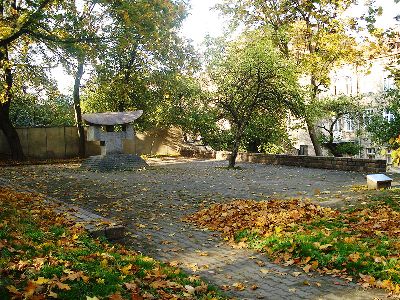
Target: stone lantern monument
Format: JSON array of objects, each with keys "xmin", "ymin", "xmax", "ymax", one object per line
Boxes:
[{"xmin": 80, "ymin": 110, "xmax": 148, "ymax": 171}]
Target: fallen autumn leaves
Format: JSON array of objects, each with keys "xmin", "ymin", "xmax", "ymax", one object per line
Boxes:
[
  {"xmin": 0, "ymin": 188, "xmax": 225, "ymax": 300},
  {"xmin": 184, "ymin": 198, "xmax": 400, "ymax": 295}
]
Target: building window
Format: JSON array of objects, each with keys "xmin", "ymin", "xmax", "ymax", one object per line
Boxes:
[
  {"xmin": 333, "ymin": 118, "xmax": 341, "ymax": 131},
  {"xmin": 366, "ymin": 148, "xmax": 375, "ymax": 155},
  {"xmin": 363, "ymin": 109, "xmax": 373, "ymax": 126},
  {"xmin": 383, "ymin": 109, "xmax": 395, "ymax": 122},
  {"xmin": 299, "ymin": 145, "xmax": 309, "ymax": 156},
  {"xmin": 344, "ymin": 115, "xmax": 354, "ymax": 132},
  {"xmin": 383, "ymin": 77, "xmax": 394, "ymax": 91},
  {"xmin": 366, "ymin": 148, "xmax": 376, "ymax": 158}
]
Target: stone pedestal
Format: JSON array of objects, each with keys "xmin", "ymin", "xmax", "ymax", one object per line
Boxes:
[
  {"xmin": 80, "ymin": 153, "xmax": 148, "ymax": 172},
  {"xmin": 81, "ymin": 111, "xmax": 147, "ymax": 172}
]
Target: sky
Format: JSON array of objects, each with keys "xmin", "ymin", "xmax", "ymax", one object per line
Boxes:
[
  {"xmin": 180, "ymin": 0, "xmax": 225, "ymax": 47},
  {"xmin": 55, "ymin": 0, "xmax": 400, "ymax": 94}
]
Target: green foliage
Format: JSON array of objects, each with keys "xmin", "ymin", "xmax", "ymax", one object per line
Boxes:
[
  {"xmin": 366, "ymin": 90, "xmax": 400, "ymax": 146},
  {"xmin": 205, "ymin": 32, "xmax": 303, "ymax": 166},
  {"xmin": 217, "ymin": 0, "xmax": 365, "ymax": 96},
  {"xmin": 314, "ymin": 96, "xmax": 364, "ymax": 156},
  {"xmin": 311, "ymin": 95, "xmax": 363, "ymax": 126},
  {"xmin": 217, "ymin": 0, "xmax": 375, "ymax": 156},
  {"xmin": 242, "ymin": 111, "xmax": 292, "ymax": 153},
  {"xmin": 0, "ymin": 0, "xmax": 197, "ymax": 160},
  {"xmin": 81, "ymin": 0, "xmax": 198, "ymax": 131},
  {"xmin": 335, "ymin": 142, "xmax": 363, "ymax": 156},
  {"xmin": 10, "ymin": 95, "xmax": 74, "ymax": 127}
]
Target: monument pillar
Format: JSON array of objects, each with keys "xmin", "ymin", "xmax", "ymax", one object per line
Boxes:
[{"xmin": 81, "ymin": 111, "xmax": 148, "ymax": 171}]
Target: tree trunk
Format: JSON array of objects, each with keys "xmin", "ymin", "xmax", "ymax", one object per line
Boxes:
[
  {"xmin": 306, "ymin": 118, "xmax": 323, "ymax": 156},
  {"xmin": 0, "ymin": 45, "xmax": 24, "ymax": 160},
  {"xmin": 0, "ymin": 107, "xmax": 24, "ymax": 160},
  {"xmin": 73, "ymin": 60, "xmax": 85, "ymax": 158},
  {"xmin": 307, "ymin": 77, "xmax": 323, "ymax": 156},
  {"xmin": 228, "ymin": 126, "xmax": 243, "ymax": 168}
]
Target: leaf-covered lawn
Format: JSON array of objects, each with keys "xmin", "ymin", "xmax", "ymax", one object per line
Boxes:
[
  {"xmin": 184, "ymin": 195, "xmax": 400, "ymax": 295},
  {"xmin": 0, "ymin": 188, "xmax": 225, "ymax": 300}
]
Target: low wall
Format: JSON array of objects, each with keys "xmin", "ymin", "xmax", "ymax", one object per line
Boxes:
[
  {"xmin": 180, "ymin": 149, "xmax": 387, "ymax": 173},
  {"xmin": 0, "ymin": 126, "xmax": 183, "ymax": 159},
  {"xmin": 225, "ymin": 152, "xmax": 387, "ymax": 173}
]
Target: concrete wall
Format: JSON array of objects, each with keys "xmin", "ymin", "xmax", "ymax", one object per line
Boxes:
[{"xmin": 0, "ymin": 126, "xmax": 183, "ymax": 159}]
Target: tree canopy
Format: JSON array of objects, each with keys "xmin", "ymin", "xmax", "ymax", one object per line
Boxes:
[
  {"xmin": 205, "ymin": 33, "xmax": 304, "ymax": 167},
  {"xmin": 0, "ymin": 0, "xmax": 196, "ymax": 160},
  {"xmin": 217, "ymin": 0, "xmax": 374, "ymax": 156}
]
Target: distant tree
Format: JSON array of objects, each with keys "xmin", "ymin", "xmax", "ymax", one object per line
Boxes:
[
  {"xmin": 10, "ymin": 95, "xmax": 74, "ymax": 127},
  {"xmin": 366, "ymin": 90, "xmax": 400, "ymax": 146},
  {"xmin": 217, "ymin": 0, "xmax": 375, "ymax": 156},
  {"xmin": 206, "ymin": 34, "xmax": 303, "ymax": 168},
  {"xmin": 314, "ymin": 95, "xmax": 364, "ymax": 156},
  {"xmin": 0, "ymin": 1, "xmax": 108, "ymax": 160}
]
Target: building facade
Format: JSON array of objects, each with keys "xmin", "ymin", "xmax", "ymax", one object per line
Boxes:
[{"xmin": 290, "ymin": 47, "xmax": 399, "ymax": 163}]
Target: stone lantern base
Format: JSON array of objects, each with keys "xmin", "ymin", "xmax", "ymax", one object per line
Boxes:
[{"xmin": 80, "ymin": 154, "xmax": 148, "ymax": 172}]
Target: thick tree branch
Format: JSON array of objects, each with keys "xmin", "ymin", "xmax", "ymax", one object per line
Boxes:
[{"xmin": 0, "ymin": 0, "xmax": 53, "ymax": 46}]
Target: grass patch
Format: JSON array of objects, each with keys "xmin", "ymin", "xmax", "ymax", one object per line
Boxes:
[
  {"xmin": 185, "ymin": 197, "xmax": 400, "ymax": 294},
  {"xmin": 0, "ymin": 188, "xmax": 226, "ymax": 299},
  {"xmin": 368, "ymin": 187, "xmax": 400, "ymax": 212}
]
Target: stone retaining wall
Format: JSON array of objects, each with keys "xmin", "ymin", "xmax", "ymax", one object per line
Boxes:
[
  {"xmin": 228, "ymin": 152, "xmax": 387, "ymax": 173},
  {"xmin": 180, "ymin": 149, "xmax": 387, "ymax": 173},
  {"xmin": 179, "ymin": 146, "xmax": 216, "ymax": 159}
]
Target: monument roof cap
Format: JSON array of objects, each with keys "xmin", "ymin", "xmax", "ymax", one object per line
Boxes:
[{"xmin": 82, "ymin": 110, "xmax": 143, "ymax": 125}]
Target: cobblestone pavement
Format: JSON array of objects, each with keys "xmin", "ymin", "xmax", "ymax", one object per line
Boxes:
[{"xmin": 0, "ymin": 158, "xmax": 390, "ymax": 299}]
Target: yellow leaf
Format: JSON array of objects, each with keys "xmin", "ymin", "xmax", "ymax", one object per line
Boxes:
[
  {"xmin": 49, "ymin": 291, "xmax": 58, "ymax": 298},
  {"xmin": 311, "ymin": 260, "xmax": 319, "ymax": 269},
  {"xmin": 33, "ymin": 277, "xmax": 51, "ymax": 285},
  {"xmin": 86, "ymin": 297, "xmax": 99, "ymax": 300},
  {"xmin": 100, "ymin": 259, "xmax": 108, "ymax": 268},
  {"xmin": 344, "ymin": 237, "xmax": 356, "ymax": 243},
  {"xmin": 319, "ymin": 244, "xmax": 332, "ymax": 250},
  {"xmin": 284, "ymin": 259, "xmax": 295, "ymax": 266},
  {"xmin": 348, "ymin": 252, "xmax": 360, "ymax": 262},
  {"xmin": 120, "ymin": 264, "xmax": 132, "ymax": 275},
  {"xmin": 24, "ymin": 281, "xmax": 37, "ymax": 297},
  {"xmin": 6, "ymin": 285, "xmax": 20, "ymax": 294},
  {"xmin": 232, "ymin": 282, "xmax": 246, "ymax": 291},
  {"xmin": 303, "ymin": 264, "xmax": 312, "ymax": 273}
]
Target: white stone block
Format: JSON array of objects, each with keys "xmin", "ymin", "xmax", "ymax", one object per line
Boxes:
[{"xmin": 366, "ymin": 174, "xmax": 392, "ymax": 190}]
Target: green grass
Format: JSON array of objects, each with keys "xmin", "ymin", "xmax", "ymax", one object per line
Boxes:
[
  {"xmin": 368, "ymin": 188, "xmax": 400, "ymax": 211},
  {"xmin": 232, "ymin": 194, "xmax": 400, "ymax": 289},
  {"xmin": 0, "ymin": 189, "xmax": 227, "ymax": 300}
]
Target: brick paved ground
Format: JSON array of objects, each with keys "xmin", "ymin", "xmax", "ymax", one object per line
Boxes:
[{"xmin": 0, "ymin": 158, "xmax": 391, "ymax": 299}]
